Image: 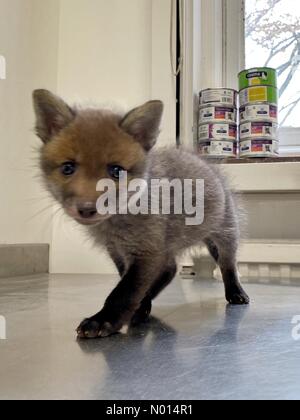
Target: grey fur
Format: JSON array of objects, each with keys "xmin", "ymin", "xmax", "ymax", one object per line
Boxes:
[{"xmin": 91, "ymin": 148, "xmax": 238, "ymax": 264}]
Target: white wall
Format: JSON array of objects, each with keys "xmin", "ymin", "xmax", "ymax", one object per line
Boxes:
[
  {"xmin": 0, "ymin": 0, "xmax": 176, "ymax": 273},
  {"xmin": 0, "ymin": 0, "xmax": 60, "ymax": 246},
  {"xmin": 50, "ymin": 0, "xmax": 176, "ymax": 274}
]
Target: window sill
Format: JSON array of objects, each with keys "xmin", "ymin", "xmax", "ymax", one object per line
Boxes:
[
  {"xmin": 217, "ymin": 159, "xmax": 300, "ymax": 193},
  {"xmin": 217, "ymin": 156, "xmax": 300, "ymax": 164}
]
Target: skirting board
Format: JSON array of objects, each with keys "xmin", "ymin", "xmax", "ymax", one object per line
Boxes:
[{"xmin": 0, "ymin": 244, "xmax": 49, "ymax": 278}]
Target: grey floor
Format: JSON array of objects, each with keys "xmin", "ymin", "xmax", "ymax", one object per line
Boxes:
[{"xmin": 0, "ymin": 274, "xmax": 300, "ymax": 400}]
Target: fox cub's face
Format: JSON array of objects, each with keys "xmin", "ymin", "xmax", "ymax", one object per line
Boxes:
[{"xmin": 33, "ymin": 90, "xmax": 163, "ymax": 225}]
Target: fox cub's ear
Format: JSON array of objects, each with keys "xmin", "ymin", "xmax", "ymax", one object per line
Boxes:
[
  {"xmin": 120, "ymin": 101, "xmax": 164, "ymax": 151},
  {"xmin": 32, "ymin": 90, "xmax": 76, "ymax": 143}
]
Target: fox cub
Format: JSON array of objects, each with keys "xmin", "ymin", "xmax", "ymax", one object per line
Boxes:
[{"xmin": 33, "ymin": 90, "xmax": 249, "ymax": 339}]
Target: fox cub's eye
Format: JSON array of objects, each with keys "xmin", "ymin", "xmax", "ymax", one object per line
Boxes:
[
  {"xmin": 107, "ymin": 165, "xmax": 125, "ymax": 180},
  {"xmin": 61, "ymin": 162, "xmax": 77, "ymax": 176}
]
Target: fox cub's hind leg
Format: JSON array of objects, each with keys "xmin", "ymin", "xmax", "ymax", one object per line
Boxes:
[
  {"xmin": 205, "ymin": 237, "xmax": 250, "ymax": 305},
  {"xmin": 107, "ymin": 252, "xmax": 177, "ymax": 326},
  {"xmin": 131, "ymin": 260, "xmax": 177, "ymax": 326}
]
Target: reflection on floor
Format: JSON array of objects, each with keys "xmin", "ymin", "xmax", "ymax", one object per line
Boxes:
[{"xmin": 0, "ymin": 274, "xmax": 299, "ymax": 400}]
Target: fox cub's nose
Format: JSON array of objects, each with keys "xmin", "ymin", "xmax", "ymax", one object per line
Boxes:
[{"xmin": 77, "ymin": 205, "xmax": 98, "ymax": 219}]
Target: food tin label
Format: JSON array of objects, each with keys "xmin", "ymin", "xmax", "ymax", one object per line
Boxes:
[
  {"xmin": 198, "ymin": 123, "xmax": 237, "ymax": 141},
  {"xmin": 239, "ymin": 139, "xmax": 279, "ymax": 157},
  {"xmin": 240, "ymin": 121, "xmax": 278, "ymax": 140},
  {"xmin": 199, "ymin": 105, "xmax": 237, "ymax": 123},
  {"xmin": 198, "ymin": 141, "xmax": 237, "ymax": 157},
  {"xmin": 239, "ymin": 86, "xmax": 278, "ymax": 106},
  {"xmin": 239, "ymin": 67, "xmax": 277, "ymax": 90},
  {"xmin": 239, "ymin": 103, "xmax": 278, "ymax": 122},
  {"xmin": 199, "ymin": 89, "xmax": 237, "ymax": 106}
]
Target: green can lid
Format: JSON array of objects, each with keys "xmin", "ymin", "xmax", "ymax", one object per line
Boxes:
[{"xmin": 238, "ymin": 67, "xmax": 277, "ymax": 76}]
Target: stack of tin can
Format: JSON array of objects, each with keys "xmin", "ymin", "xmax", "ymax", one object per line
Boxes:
[
  {"xmin": 238, "ymin": 67, "xmax": 279, "ymax": 157},
  {"xmin": 197, "ymin": 89, "xmax": 238, "ymax": 158}
]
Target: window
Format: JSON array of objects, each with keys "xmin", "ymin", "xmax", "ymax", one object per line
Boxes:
[
  {"xmin": 180, "ymin": 0, "xmax": 300, "ymax": 154},
  {"xmin": 245, "ymin": 0, "xmax": 300, "ymax": 154}
]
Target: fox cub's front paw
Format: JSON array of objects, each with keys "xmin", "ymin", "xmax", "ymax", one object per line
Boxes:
[
  {"xmin": 76, "ymin": 317, "xmax": 121, "ymax": 339},
  {"xmin": 226, "ymin": 284, "xmax": 250, "ymax": 305}
]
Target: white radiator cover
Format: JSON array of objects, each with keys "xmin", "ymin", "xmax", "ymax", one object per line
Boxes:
[
  {"xmin": 238, "ymin": 241, "xmax": 300, "ymax": 279},
  {"xmin": 180, "ymin": 241, "xmax": 300, "ymax": 280}
]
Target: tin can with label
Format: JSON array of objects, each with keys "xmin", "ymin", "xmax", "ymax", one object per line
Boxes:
[
  {"xmin": 239, "ymin": 103, "xmax": 278, "ymax": 123},
  {"xmin": 240, "ymin": 121, "xmax": 278, "ymax": 140},
  {"xmin": 198, "ymin": 122, "xmax": 237, "ymax": 141},
  {"xmin": 239, "ymin": 67, "xmax": 277, "ymax": 90},
  {"xmin": 239, "ymin": 139, "xmax": 279, "ymax": 157},
  {"xmin": 198, "ymin": 141, "xmax": 237, "ymax": 158},
  {"xmin": 239, "ymin": 85, "xmax": 278, "ymax": 106},
  {"xmin": 199, "ymin": 88, "xmax": 238, "ymax": 107},
  {"xmin": 199, "ymin": 105, "xmax": 237, "ymax": 124}
]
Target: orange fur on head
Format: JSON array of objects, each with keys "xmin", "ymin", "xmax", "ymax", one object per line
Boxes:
[
  {"xmin": 33, "ymin": 90, "xmax": 163, "ymax": 222},
  {"xmin": 42, "ymin": 110, "xmax": 146, "ymax": 201}
]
